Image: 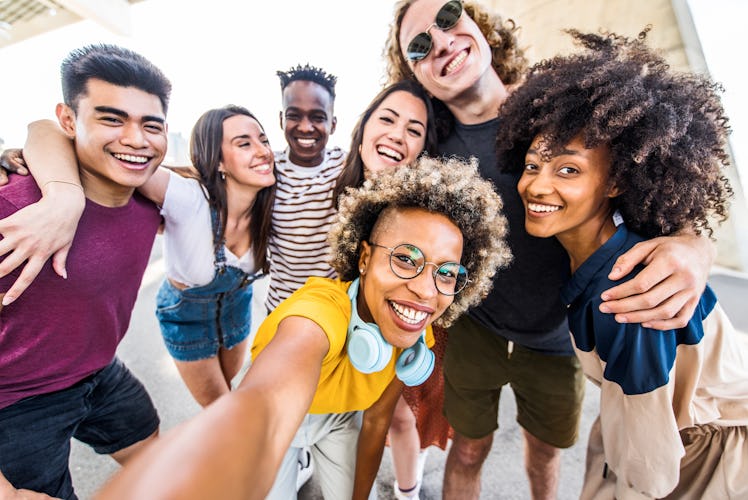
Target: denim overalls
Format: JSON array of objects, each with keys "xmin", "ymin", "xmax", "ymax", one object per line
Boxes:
[{"xmin": 155, "ymin": 209, "xmax": 263, "ymax": 361}]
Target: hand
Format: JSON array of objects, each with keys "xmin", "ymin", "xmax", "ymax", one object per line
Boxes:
[
  {"xmin": 0, "ymin": 183, "xmax": 85, "ymax": 305},
  {"xmin": 599, "ymin": 233, "xmax": 714, "ymax": 330},
  {"xmin": 0, "ymin": 149, "xmax": 29, "ymax": 186},
  {"xmin": 0, "ymin": 470, "xmax": 59, "ymax": 500}
]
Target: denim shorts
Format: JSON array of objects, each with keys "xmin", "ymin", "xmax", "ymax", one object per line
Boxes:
[
  {"xmin": 155, "ymin": 274, "xmax": 254, "ymax": 361},
  {"xmin": 0, "ymin": 358, "xmax": 160, "ymax": 499}
]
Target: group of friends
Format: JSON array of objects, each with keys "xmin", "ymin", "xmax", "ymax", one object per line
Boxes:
[{"xmin": 1, "ymin": 1, "xmax": 747, "ymax": 499}]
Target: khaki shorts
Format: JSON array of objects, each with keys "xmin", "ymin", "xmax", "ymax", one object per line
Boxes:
[{"xmin": 444, "ymin": 314, "xmax": 585, "ymax": 448}]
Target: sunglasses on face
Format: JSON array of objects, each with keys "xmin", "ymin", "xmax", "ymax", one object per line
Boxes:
[
  {"xmin": 368, "ymin": 242, "xmax": 469, "ymax": 296},
  {"xmin": 406, "ymin": 0, "xmax": 463, "ymax": 62}
]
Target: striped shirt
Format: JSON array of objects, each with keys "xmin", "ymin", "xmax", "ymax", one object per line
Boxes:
[{"xmin": 265, "ymin": 147, "xmax": 346, "ymax": 311}]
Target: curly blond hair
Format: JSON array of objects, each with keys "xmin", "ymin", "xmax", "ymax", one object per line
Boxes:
[
  {"xmin": 329, "ymin": 155, "xmax": 511, "ymax": 327},
  {"xmin": 383, "ymin": 0, "xmax": 528, "ymax": 86}
]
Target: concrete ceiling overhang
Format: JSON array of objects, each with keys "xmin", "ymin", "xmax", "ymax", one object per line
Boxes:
[{"xmin": 0, "ymin": 0, "xmax": 144, "ymax": 49}]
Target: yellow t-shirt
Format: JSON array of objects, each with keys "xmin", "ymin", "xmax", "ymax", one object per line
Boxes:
[{"xmin": 251, "ymin": 277, "xmax": 434, "ymax": 414}]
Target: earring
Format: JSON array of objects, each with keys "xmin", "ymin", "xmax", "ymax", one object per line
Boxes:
[
  {"xmin": 220, "ymin": 171, "xmax": 226, "ymax": 181},
  {"xmin": 359, "ymin": 267, "xmax": 365, "ymax": 275}
]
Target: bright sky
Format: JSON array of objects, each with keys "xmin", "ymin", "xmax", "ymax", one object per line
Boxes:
[
  {"xmin": 0, "ymin": 0, "xmax": 744, "ymax": 186},
  {"xmin": 686, "ymin": 0, "xmax": 747, "ymax": 193},
  {"xmin": 0, "ymin": 0, "xmax": 397, "ymax": 160}
]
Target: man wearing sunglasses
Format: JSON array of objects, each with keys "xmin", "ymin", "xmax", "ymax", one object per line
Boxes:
[{"xmin": 384, "ymin": 1, "xmax": 717, "ymax": 499}]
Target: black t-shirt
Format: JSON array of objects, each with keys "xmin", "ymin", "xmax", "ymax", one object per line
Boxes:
[{"xmin": 440, "ymin": 118, "xmax": 573, "ymax": 354}]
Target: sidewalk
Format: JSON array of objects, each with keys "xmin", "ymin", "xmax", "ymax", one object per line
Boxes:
[{"xmin": 68, "ymin": 252, "xmax": 748, "ymax": 498}]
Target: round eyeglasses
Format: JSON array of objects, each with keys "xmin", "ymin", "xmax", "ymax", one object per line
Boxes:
[{"xmin": 368, "ymin": 242, "xmax": 469, "ymax": 296}]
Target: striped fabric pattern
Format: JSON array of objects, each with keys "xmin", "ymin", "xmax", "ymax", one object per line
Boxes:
[{"xmin": 265, "ymin": 147, "xmax": 346, "ymax": 311}]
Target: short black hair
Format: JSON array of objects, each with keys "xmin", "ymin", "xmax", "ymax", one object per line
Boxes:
[
  {"xmin": 276, "ymin": 63, "xmax": 337, "ymax": 99},
  {"xmin": 496, "ymin": 29, "xmax": 732, "ymax": 238},
  {"xmin": 61, "ymin": 43, "xmax": 172, "ymax": 114}
]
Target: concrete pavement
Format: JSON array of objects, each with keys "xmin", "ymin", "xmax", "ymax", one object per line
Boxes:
[{"xmin": 67, "ymin": 238, "xmax": 748, "ymax": 498}]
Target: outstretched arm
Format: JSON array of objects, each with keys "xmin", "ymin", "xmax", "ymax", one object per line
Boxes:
[
  {"xmin": 599, "ymin": 231, "xmax": 715, "ymax": 330},
  {"xmin": 96, "ymin": 315, "xmax": 329, "ymax": 500},
  {"xmin": 0, "ymin": 119, "xmax": 84, "ymax": 305},
  {"xmin": 353, "ymin": 377, "xmax": 403, "ymax": 500}
]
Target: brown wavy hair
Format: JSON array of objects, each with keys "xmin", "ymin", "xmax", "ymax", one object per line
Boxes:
[
  {"xmin": 333, "ymin": 79, "xmax": 438, "ymax": 207},
  {"xmin": 496, "ymin": 29, "xmax": 732, "ymax": 238},
  {"xmin": 189, "ymin": 105, "xmax": 277, "ymax": 272}
]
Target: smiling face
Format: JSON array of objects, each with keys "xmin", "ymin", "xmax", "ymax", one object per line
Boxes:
[
  {"xmin": 279, "ymin": 80, "xmax": 336, "ymax": 167},
  {"xmin": 356, "ymin": 207, "xmax": 462, "ymax": 349},
  {"xmin": 219, "ymin": 114, "xmax": 275, "ymax": 193},
  {"xmin": 57, "ymin": 78, "xmax": 167, "ymax": 207},
  {"xmin": 361, "ymin": 90, "xmax": 428, "ymax": 175},
  {"xmin": 398, "ymin": 0, "xmax": 494, "ymax": 103},
  {"xmin": 518, "ymin": 134, "xmax": 619, "ymax": 263}
]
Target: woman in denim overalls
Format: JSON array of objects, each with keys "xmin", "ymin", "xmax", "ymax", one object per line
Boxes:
[{"xmin": 146, "ymin": 105, "xmax": 275, "ymax": 407}]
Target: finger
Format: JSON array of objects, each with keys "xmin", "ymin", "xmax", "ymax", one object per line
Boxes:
[
  {"xmin": 0, "ymin": 154, "xmax": 28, "ymax": 175},
  {"xmin": 606, "ymin": 238, "xmax": 662, "ymax": 281},
  {"xmin": 0, "ymin": 248, "xmax": 33, "ymax": 279},
  {"xmin": 0, "ymin": 169, "xmax": 8, "ymax": 186},
  {"xmin": 1, "ymin": 258, "xmax": 47, "ymax": 306},
  {"xmin": 605, "ymin": 289, "xmax": 690, "ymax": 327},
  {"xmin": 0, "ymin": 236, "xmax": 23, "ymax": 259},
  {"xmin": 600, "ymin": 261, "xmax": 675, "ymax": 304},
  {"xmin": 51, "ymin": 245, "xmax": 72, "ymax": 279},
  {"xmin": 640, "ymin": 294, "xmax": 699, "ymax": 330}
]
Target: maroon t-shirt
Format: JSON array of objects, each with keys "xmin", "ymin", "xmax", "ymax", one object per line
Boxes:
[{"xmin": 0, "ymin": 175, "xmax": 160, "ymax": 409}]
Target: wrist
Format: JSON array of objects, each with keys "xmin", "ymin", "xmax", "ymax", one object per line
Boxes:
[{"xmin": 41, "ymin": 181, "xmax": 86, "ymax": 213}]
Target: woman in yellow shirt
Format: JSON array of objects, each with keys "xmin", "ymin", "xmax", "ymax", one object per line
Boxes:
[{"xmin": 98, "ymin": 154, "xmax": 512, "ymax": 500}]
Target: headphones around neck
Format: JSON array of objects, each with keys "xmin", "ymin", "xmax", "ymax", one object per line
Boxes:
[{"xmin": 346, "ymin": 277, "xmax": 435, "ymax": 386}]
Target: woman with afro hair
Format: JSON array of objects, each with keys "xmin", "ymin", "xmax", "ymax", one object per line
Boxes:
[{"xmin": 496, "ymin": 29, "xmax": 748, "ymax": 499}]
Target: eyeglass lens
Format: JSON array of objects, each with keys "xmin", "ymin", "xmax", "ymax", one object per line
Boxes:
[
  {"xmin": 389, "ymin": 244, "xmax": 468, "ymax": 295},
  {"xmin": 406, "ymin": 0, "xmax": 463, "ymax": 61}
]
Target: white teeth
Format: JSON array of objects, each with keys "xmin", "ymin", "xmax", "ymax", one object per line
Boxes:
[
  {"xmin": 113, "ymin": 153, "xmax": 148, "ymax": 164},
  {"xmin": 390, "ymin": 301, "xmax": 428, "ymax": 325},
  {"xmin": 252, "ymin": 163, "xmax": 272, "ymax": 173},
  {"xmin": 445, "ymin": 50, "xmax": 467, "ymax": 74},
  {"xmin": 528, "ymin": 202, "xmax": 561, "ymax": 213},
  {"xmin": 377, "ymin": 145, "xmax": 403, "ymax": 162},
  {"xmin": 297, "ymin": 138, "xmax": 315, "ymax": 146}
]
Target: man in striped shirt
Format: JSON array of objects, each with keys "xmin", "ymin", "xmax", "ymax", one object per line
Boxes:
[{"xmin": 266, "ymin": 64, "xmax": 346, "ymax": 312}]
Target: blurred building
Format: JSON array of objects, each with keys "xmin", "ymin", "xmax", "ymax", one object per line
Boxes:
[{"xmin": 488, "ymin": 0, "xmax": 748, "ymax": 272}]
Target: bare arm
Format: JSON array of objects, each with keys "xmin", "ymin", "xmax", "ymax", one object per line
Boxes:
[
  {"xmin": 0, "ymin": 120, "xmax": 84, "ymax": 304},
  {"xmin": 599, "ymin": 231, "xmax": 715, "ymax": 330},
  {"xmin": 353, "ymin": 377, "xmax": 404, "ymax": 500},
  {"xmin": 96, "ymin": 315, "xmax": 329, "ymax": 500},
  {"xmin": 0, "ymin": 119, "xmax": 172, "ymax": 304}
]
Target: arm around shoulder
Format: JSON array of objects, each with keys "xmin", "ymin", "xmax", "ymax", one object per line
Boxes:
[
  {"xmin": 0, "ymin": 119, "xmax": 85, "ymax": 303},
  {"xmin": 600, "ymin": 231, "xmax": 714, "ymax": 330}
]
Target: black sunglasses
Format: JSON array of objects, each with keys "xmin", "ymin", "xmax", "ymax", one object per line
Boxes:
[{"xmin": 406, "ymin": 0, "xmax": 463, "ymax": 62}]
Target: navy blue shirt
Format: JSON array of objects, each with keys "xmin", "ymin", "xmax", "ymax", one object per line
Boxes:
[{"xmin": 561, "ymin": 223, "xmax": 715, "ymax": 394}]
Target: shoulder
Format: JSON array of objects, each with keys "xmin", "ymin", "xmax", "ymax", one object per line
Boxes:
[
  {"xmin": 279, "ymin": 279, "xmax": 350, "ymax": 332},
  {"xmin": 0, "ymin": 176, "xmax": 40, "ymax": 216},
  {"xmin": 324, "ymin": 147, "xmax": 347, "ymax": 166}
]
